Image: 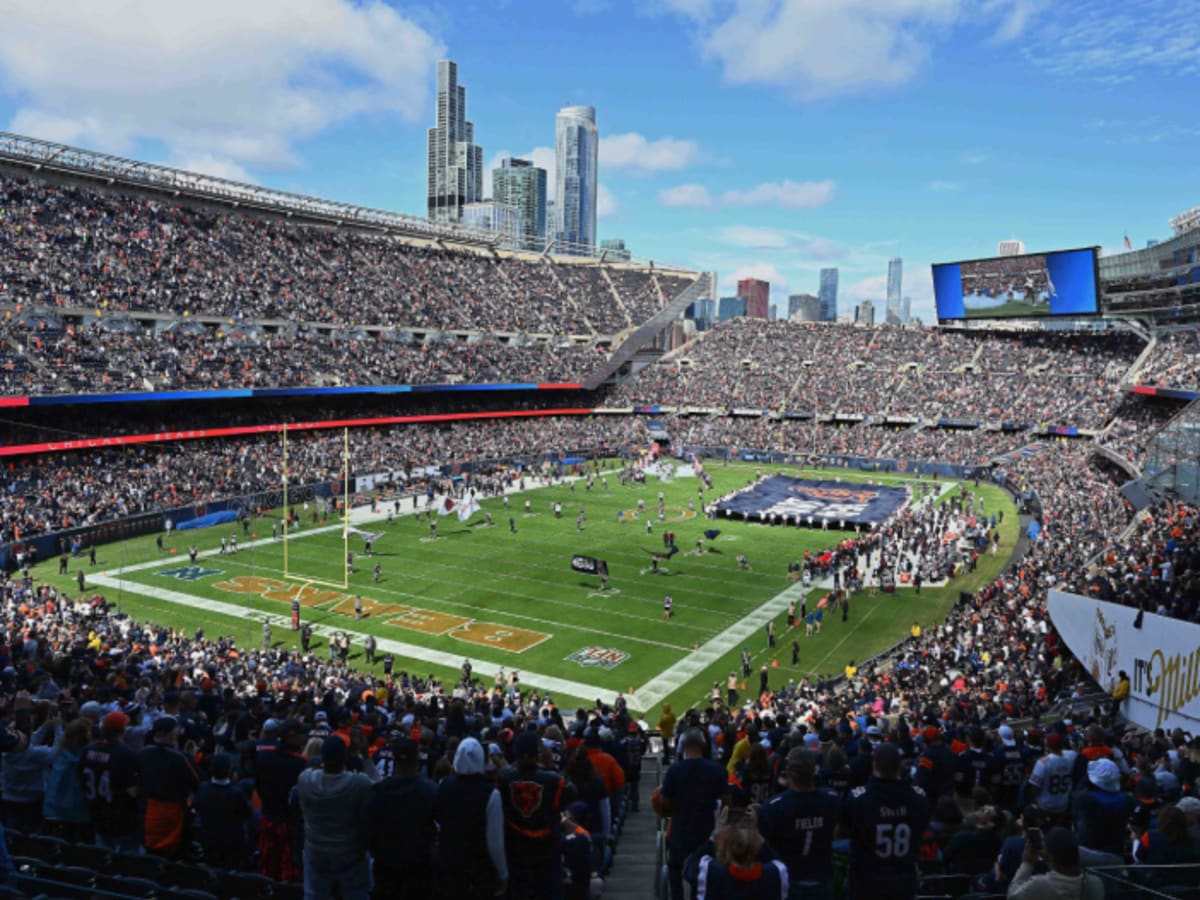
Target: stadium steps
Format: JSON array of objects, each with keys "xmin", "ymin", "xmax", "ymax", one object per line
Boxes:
[
  {"xmin": 584, "ymin": 273, "xmax": 710, "ymax": 390},
  {"xmin": 602, "ymin": 766, "xmax": 664, "ymax": 899},
  {"xmin": 599, "ymin": 267, "xmax": 636, "ymax": 329},
  {"xmin": 540, "ymin": 262, "xmax": 601, "ymax": 333},
  {"xmin": 1121, "ymin": 333, "xmax": 1158, "ymax": 386}
]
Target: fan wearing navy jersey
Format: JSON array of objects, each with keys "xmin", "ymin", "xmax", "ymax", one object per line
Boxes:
[
  {"xmin": 991, "ymin": 725, "xmax": 1035, "ymax": 811},
  {"xmin": 137, "ymin": 716, "xmax": 200, "ymax": 858},
  {"xmin": 661, "ymin": 728, "xmax": 730, "ymax": 900},
  {"xmin": 757, "ymin": 748, "xmax": 840, "ymax": 900},
  {"xmin": 78, "ymin": 710, "xmax": 141, "ymax": 855},
  {"xmin": 954, "ymin": 728, "xmax": 999, "ymax": 799},
  {"xmin": 255, "ymin": 720, "xmax": 308, "ymax": 882},
  {"xmin": 841, "ymin": 743, "xmax": 930, "ymax": 900},
  {"xmin": 499, "ymin": 732, "xmax": 573, "ymax": 900},
  {"xmin": 914, "ymin": 727, "xmax": 955, "ymax": 806}
]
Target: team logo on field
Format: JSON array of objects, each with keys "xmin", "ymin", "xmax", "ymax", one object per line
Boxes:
[
  {"xmin": 566, "ymin": 647, "xmax": 630, "ymax": 669},
  {"xmin": 158, "ymin": 566, "xmax": 223, "ymax": 581}
]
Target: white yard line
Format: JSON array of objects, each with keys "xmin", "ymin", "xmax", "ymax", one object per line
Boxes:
[
  {"xmin": 88, "ymin": 572, "xmax": 616, "ymax": 704},
  {"xmin": 627, "ymin": 579, "xmax": 808, "ymax": 712}
]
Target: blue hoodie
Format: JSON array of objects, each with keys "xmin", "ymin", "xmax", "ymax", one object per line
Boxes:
[{"xmin": 43, "ymin": 747, "xmax": 89, "ymax": 824}]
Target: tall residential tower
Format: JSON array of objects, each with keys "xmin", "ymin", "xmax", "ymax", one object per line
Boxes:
[
  {"xmin": 492, "ymin": 157, "xmax": 547, "ymax": 250},
  {"xmin": 886, "ymin": 257, "xmax": 903, "ymax": 323},
  {"xmin": 427, "ymin": 60, "xmax": 483, "ymax": 224},
  {"xmin": 554, "ymin": 105, "xmax": 598, "ymax": 255}
]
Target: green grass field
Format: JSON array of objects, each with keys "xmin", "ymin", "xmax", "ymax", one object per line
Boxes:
[{"xmin": 33, "ymin": 463, "xmax": 1019, "ymax": 717}]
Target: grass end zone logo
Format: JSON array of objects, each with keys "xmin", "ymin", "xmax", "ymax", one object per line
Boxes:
[
  {"xmin": 566, "ymin": 646, "xmax": 629, "ymax": 669},
  {"xmin": 158, "ymin": 566, "xmax": 224, "ymax": 581}
]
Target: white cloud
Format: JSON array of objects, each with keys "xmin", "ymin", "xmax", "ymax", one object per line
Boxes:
[
  {"xmin": 958, "ymin": 150, "xmax": 989, "ymax": 165},
  {"xmin": 658, "ymin": 183, "xmax": 713, "ymax": 207},
  {"xmin": 721, "ymin": 263, "xmax": 789, "ymax": 292},
  {"xmin": 720, "ymin": 179, "xmax": 836, "ymax": 209},
  {"xmin": 0, "ymin": 0, "xmax": 444, "ymax": 177},
  {"xmin": 692, "ymin": 0, "xmax": 961, "ymax": 99},
  {"xmin": 659, "ymin": 179, "xmax": 835, "ymax": 210},
  {"xmin": 845, "ymin": 274, "xmax": 888, "ymax": 303},
  {"xmin": 927, "ymin": 179, "xmax": 961, "ymax": 192},
  {"xmin": 600, "ymin": 132, "xmax": 701, "ymax": 173},
  {"xmin": 597, "ymin": 183, "xmax": 619, "ymax": 219},
  {"xmin": 983, "ymin": 0, "xmax": 1048, "ymax": 42},
  {"xmin": 721, "ymin": 225, "xmax": 789, "ymax": 248},
  {"xmin": 171, "ymin": 153, "xmax": 256, "ymax": 184}
]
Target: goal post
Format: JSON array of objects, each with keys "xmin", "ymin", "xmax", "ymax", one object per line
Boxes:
[{"xmin": 281, "ymin": 424, "xmax": 351, "ymax": 591}]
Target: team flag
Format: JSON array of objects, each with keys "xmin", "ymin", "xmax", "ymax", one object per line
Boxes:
[
  {"xmin": 436, "ymin": 496, "xmax": 456, "ymax": 516},
  {"xmin": 456, "ymin": 496, "xmax": 481, "ymax": 522}
]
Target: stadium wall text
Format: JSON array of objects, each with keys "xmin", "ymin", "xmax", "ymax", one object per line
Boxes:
[{"xmin": 1047, "ymin": 589, "xmax": 1200, "ymax": 732}]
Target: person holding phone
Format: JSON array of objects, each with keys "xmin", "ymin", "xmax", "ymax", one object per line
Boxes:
[{"xmin": 1006, "ymin": 827, "xmax": 1104, "ymax": 899}]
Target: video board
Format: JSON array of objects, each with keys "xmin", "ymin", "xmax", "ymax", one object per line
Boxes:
[{"xmin": 932, "ymin": 247, "xmax": 1100, "ymax": 320}]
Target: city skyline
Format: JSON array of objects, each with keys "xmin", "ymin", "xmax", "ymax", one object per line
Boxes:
[{"xmin": 1, "ymin": 2, "xmax": 1193, "ymax": 322}]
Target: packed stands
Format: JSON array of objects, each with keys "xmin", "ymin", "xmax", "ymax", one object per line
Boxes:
[
  {"xmin": 614, "ymin": 319, "xmax": 1144, "ymax": 427},
  {"xmin": 1133, "ymin": 329, "xmax": 1200, "ymax": 392}
]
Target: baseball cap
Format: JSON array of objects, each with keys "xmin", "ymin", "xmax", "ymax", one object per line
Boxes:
[
  {"xmin": 803, "ymin": 732, "xmax": 821, "ymax": 747},
  {"xmin": 923, "ymin": 726, "xmax": 940, "ymax": 742},
  {"xmin": 1046, "ymin": 733, "xmax": 1064, "ymax": 750},
  {"xmin": 102, "ymin": 710, "xmax": 129, "ymax": 733},
  {"xmin": 262, "ymin": 718, "xmax": 281, "ymax": 734},
  {"xmin": 866, "ymin": 725, "xmax": 882, "ymax": 738},
  {"xmin": 80, "ymin": 701, "xmax": 103, "ymax": 719},
  {"xmin": 998, "ymin": 725, "xmax": 1017, "ymax": 747},
  {"xmin": 151, "ymin": 716, "xmax": 178, "ymax": 737}
]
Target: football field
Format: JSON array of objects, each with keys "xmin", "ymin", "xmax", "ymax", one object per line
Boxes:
[{"xmin": 35, "ymin": 463, "xmax": 1019, "ymax": 716}]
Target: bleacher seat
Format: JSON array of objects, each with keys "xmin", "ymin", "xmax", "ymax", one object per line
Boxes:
[
  {"xmin": 161, "ymin": 861, "xmax": 220, "ymax": 894},
  {"xmin": 96, "ymin": 874, "xmax": 159, "ymax": 897},
  {"xmin": 59, "ymin": 841, "xmax": 112, "ymax": 871},
  {"xmin": 110, "ymin": 852, "xmax": 166, "ymax": 881},
  {"xmin": 216, "ymin": 869, "xmax": 275, "ymax": 899}
]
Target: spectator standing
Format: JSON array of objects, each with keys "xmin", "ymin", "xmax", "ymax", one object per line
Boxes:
[
  {"xmin": 659, "ymin": 728, "xmax": 729, "ymax": 900},
  {"xmin": 294, "ymin": 736, "xmax": 373, "ymax": 900},
  {"xmin": 78, "ymin": 711, "xmax": 140, "ymax": 854},
  {"xmin": 137, "ymin": 716, "xmax": 200, "ymax": 858},
  {"xmin": 757, "ymin": 748, "xmax": 840, "ymax": 900},
  {"xmin": 1006, "ymin": 827, "xmax": 1104, "ymax": 899},
  {"xmin": 435, "ymin": 737, "xmax": 508, "ymax": 899},
  {"xmin": 498, "ymin": 731, "xmax": 572, "ymax": 900},
  {"xmin": 42, "ymin": 718, "xmax": 92, "ymax": 842},
  {"xmin": 842, "ymin": 744, "xmax": 930, "ymax": 900},
  {"xmin": 366, "ymin": 737, "xmax": 437, "ymax": 900},
  {"xmin": 192, "ymin": 754, "xmax": 252, "ymax": 870},
  {"xmin": 255, "ymin": 720, "xmax": 307, "ymax": 882}
]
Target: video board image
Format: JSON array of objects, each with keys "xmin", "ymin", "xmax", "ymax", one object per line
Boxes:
[{"xmin": 932, "ymin": 247, "xmax": 1099, "ymax": 320}]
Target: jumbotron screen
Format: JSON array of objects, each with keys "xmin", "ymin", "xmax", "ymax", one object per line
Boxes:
[{"xmin": 932, "ymin": 246, "xmax": 1100, "ymax": 320}]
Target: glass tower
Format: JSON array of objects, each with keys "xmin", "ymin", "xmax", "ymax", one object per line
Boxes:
[
  {"xmin": 554, "ymin": 105, "xmax": 598, "ymax": 255},
  {"xmin": 427, "ymin": 60, "xmax": 483, "ymax": 224}
]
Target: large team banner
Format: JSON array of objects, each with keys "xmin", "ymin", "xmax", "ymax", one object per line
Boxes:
[
  {"xmin": 713, "ymin": 476, "xmax": 908, "ymax": 527},
  {"xmin": 1047, "ymin": 590, "xmax": 1200, "ymax": 732}
]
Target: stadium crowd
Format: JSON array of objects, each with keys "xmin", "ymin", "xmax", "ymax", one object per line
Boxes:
[
  {"xmin": 0, "ymin": 415, "xmax": 646, "ymax": 544},
  {"xmin": 0, "ymin": 318, "xmax": 602, "ymax": 396},
  {"xmin": 614, "ymin": 319, "xmax": 1143, "ymax": 428},
  {"xmin": 1133, "ymin": 329, "xmax": 1200, "ymax": 392},
  {"xmin": 0, "ymin": 174, "xmax": 693, "ymax": 346}
]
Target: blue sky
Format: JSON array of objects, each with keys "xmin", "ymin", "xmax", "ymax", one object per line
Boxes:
[{"xmin": 1, "ymin": 0, "xmax": 1196, "ymax": 321}]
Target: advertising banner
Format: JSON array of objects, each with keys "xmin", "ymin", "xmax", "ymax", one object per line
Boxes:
[{"xmin": 1046, "ymin": 589, "xmax": 1200, "ymax": 732}]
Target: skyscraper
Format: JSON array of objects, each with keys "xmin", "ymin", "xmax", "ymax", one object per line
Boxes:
[
  {"xmin": 427, "ymin": 60, "xmax": 483, "ymax": 223},
  {"xmin": 492, "ymin": 157, "xmax": 547, "ymax": 250},
  {"xmin": 886, "ymin": 258, "xmax": 903, "ymax": 323},
  {"xmin": 718, "ymin": 296, "xmax": 747, "ymax": 322},
  {"xmin": 818, "ymin": 268, "xmax": 839, "ymax": 322},
  {"xmin": 737, "ymin": 278, "xmax": 770, "ymax": 319},
  {"xmin": 555, "ymin": 105, "xmax": 599, "ymax": 255},
  {"xmin": 788, "ymin": 293, "xmax": 820, "ymax": 321},
  {"xmin": 856, "ymin": 299, "xmax": 875, "ymax": 326}
]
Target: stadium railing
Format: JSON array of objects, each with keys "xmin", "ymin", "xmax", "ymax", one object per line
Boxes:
[{"xmin": 1087, "ymin": 864, "xmax": 1200, "ymax": 899}]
